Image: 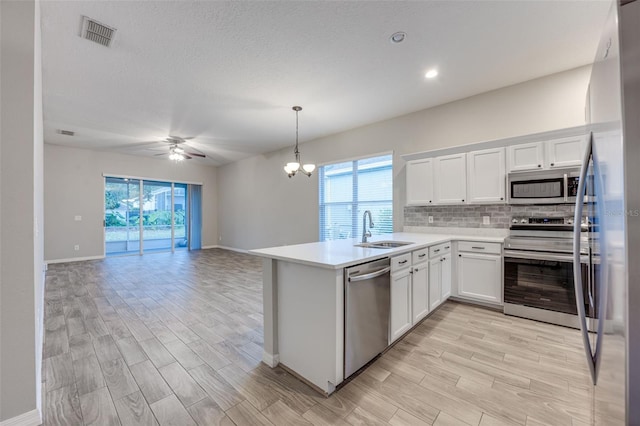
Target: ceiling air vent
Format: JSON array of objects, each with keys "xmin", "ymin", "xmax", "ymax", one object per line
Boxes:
[
  {"xmin": 80, "ymin": 16, "xmax": 116, "ymax": 47},
  {"xmin": 57, "ymin": 129, "xmax": 75, "ymax": 136}
]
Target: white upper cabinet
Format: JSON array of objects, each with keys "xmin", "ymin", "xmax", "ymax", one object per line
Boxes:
[
  {"xmin": 545, "ymin": 135, "xmax": 588, "ymax": 169},
  {"xmin": 467, "ymin": 148, "xmax": 506, "ymax": 204},
  {"xmin": 507, "ymin": 142, "xmax": 544, "ymax": 172},
  {"xmin": 406, "ymin": 158, "xmax": 434, "ymax": 206},
  {"xmin": 434, "ymin": 153, "xmax": 467, "ymax": 204}
]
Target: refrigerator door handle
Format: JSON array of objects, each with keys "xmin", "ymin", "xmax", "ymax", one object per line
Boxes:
[
  {"xmin": 573, "ymin": 133, "xmax": 597, "ymax": 384},
  {"xmin": 591, "ymin": 140, "xmax": 609, "ymax": 386}
]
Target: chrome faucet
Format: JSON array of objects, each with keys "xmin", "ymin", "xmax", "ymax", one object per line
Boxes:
[{"xmin": 362, "ymin": 210, "xmax": 374, "ymax": 243}]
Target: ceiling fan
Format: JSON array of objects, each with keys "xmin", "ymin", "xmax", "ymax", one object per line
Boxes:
[{"xmin": 153, "ymin": 136, "xmax": 206, "ymax": 161}]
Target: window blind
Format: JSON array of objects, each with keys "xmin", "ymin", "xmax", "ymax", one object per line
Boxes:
[{"xmin": 319, "ymin": 154, "xmax": 393, "ymax": 241}]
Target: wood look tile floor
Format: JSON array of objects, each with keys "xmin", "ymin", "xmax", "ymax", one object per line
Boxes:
[{"xmin": 43, "ymin": 249, "xmax": 595, "ymax": 426}]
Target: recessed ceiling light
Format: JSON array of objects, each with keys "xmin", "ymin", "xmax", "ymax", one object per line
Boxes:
[
  {"xmin": 390, "ymin": 32, "xmax": 406, "ymax": 44},
  {"xmin": 425, "ymin": 69, "xmax": 438, "ymax": 79}
]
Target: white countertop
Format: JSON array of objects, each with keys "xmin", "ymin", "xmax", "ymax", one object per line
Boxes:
[{"xmin": 249, "ymin": 232, "xmax": 505, "ymax": 269}]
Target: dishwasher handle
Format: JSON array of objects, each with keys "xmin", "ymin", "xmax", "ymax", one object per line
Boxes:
[{"xmin": 348, "ymin": 266, "xmax": 391, "ymax": 282}]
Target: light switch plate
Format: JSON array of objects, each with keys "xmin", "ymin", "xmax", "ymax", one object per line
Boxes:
[
  {"xmin": 483, "ymin": 216, "xmax": 490, "ymax": 225},
  {"xmin": 74, "ymin": 245, "xmax": 80, "ymax": 251},
  {"xmin": 74, "ymin": 215, "xmax": 82, "ymax": 221},
  {"xmin": 428, "ymin": 216, "xmax": 434, "ymax": 224}
]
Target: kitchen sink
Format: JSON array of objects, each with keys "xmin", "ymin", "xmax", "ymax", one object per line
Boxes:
[{"xmin": 355, "ymin": 241, "xmax": 414, "ymax": 249}]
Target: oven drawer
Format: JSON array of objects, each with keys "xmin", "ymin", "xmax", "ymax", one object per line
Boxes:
[{"xmin": 458, "ymin": 241, "xmax": 501, "ymax": 255}]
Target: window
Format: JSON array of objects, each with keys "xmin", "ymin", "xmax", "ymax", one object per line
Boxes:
[{"xmin": 319, "ymin": 154, "xmax": 393, "ymax": 241}]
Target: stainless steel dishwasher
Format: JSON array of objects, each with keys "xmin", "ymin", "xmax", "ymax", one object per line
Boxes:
[{"xmin": 344, "ymin": 257, "xmax": 391, "ymax": 379}]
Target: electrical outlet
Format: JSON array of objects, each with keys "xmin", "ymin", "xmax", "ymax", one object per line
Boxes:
[
  {"xmin": 428, "ymin": 216, "xmax": 434, "ymax": 224},
  {"xmin": 74, "ymin": 245, "xmax": 80, "ymax": 251},
  {"xmin": 483, "ymin": 216, "xmax": 491, "ymax": 225},
  {"xmin": 74, "ymin": 215, "xmax": 82, "ymax": 221}
]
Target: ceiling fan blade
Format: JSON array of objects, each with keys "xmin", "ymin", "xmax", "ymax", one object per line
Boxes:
[
  {"xmin": 185, "ymin": 152, "xmax": 206, "ymax": 158},
  {"xmin": 154, "ymin": 152, "xmax": 168, "ymax": 156},
  {"xmin": 183, "ymin": 154, "xmax": 193, "ymax": 160}
]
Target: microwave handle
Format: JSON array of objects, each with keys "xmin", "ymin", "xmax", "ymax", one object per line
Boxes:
[{"xmin": 564, "ymin": 173, "xmax": 569, "ymax": 202}]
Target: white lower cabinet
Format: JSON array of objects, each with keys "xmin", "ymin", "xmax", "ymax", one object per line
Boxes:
[
  {"xmin": 411, "ymin": 261, "xmax": 429, "ymax": 324},
  {"xmin": 441, "ymin": 255, "xmax": 452, "ymax": 300},
  {"xmin": 428, "ymin": 243, "xmax": 452, "ymax": 311},
  {"xmin": 429, "ymin": 258, "xmax": 442, "ymax": 311},
  {"xmin": 390, "ymin": 266, "xmax": 412, "ymax": 343},
  {"xmin": 457, "ymin": 246, "xmax": 502, "ymax": 305}
]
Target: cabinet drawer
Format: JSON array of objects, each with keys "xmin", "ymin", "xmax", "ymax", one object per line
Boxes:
[
  {"xmin": 391, "ymin": 253, "xmax": 412, "ymax": 272},
  {"xmin": 429, "ymin": 242, "xmax": 452, "ymax": 258},
  {"xmin": 457, "ymin": 241, "xmax": 501, "ymax": 255},
  {"xmin": 412, "ymin": 248, "xmax": 429, "ymax": 264}
]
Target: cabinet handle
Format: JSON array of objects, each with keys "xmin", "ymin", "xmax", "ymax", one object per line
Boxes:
[
  {"xmin": 399, "ymin": 260, "xmax": 408, "ymax": 264},
  {"xmin": 418, "ymin": 253, "xmax": 426, "ymax": 258},
  {"xmin": 551, "ymin": 163, "xmax": 555, "ymax": 166},
  {"xmin": 440, "ymin": 258, "xmax": 443, "ymax": 262},
  {"xmin": 414, "ymin": 268, "xmax": 418, "ymax": 272},
  {"xmin": 433, "ymin": 249, "xmax": 440, "ymax": 253},
  {"xmin": 462, "ymin": 199, "xmax": 465, "ymax": 202},
  {"xmin": 471, "ymin": 246, "xmax": 485, "ymax": 250},
  {"xmin": 500, "ymin": 197, "xmax": 504, "ymax": 200},
  {"xmin": 538, "ymin": 164, "xmax": 542, "ymax": 168},
  {"xmin": 459, "ymin": 254, "xmax": 462, "ymax": 257},
  {"xmin": 444, "ymin": 246, "xmax": 450, "ymax": 249},
  {"xmin": 429, "ymin": 200, "xmax": 432, "ymax": 203}
]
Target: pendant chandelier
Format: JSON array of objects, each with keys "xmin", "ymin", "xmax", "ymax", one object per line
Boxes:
[{"xmin": 284, "ymin": 106, "xmax": 315, "ymax": 178}]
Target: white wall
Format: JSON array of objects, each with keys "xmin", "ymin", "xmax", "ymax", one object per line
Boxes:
[
  {"xmin": 0, "ymin": 0, "xmax": 43, "ymax": 422},
  {"xmin": 218, "ymin": 65, "xmax": 591, "ymax": 250},
  {"xmin": 44, "ymin": 144, "xmax": 218, "ymax": 261}
]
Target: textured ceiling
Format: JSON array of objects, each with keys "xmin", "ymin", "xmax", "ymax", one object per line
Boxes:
[{"xmin": 40, "ymin": 1, "xmax": 611, "ymax": 166}]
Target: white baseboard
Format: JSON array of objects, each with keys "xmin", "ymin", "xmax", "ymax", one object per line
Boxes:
[
  {"xmin": 0, "ymin": 409, "xmax": 42, "ymax": 426},
  {"xmin": 262, "ymin": 351, "xmax": 280, "ymax": 367},
  {"xmin": 45, "ymin": 255, "xmax": 104, "ymax": 265},
  {"xmin": 203, "ymin": 245, "xmax": 249, "ymax": 254}
]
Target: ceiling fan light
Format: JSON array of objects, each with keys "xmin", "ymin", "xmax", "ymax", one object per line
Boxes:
[
  {"xmin": 287, "ymin": 162, "xmax": 300, "ymax": 171},
  {"xmin": 174, "ymin": 146, "xmax": 184, "ymax": 153},
  {"xmin": 303, "ymin": 164, "xmax": 316, "ymax": 174}
]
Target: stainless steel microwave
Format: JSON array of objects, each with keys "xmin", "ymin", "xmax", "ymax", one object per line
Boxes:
[{"xmin": 507, "ymin": 168, "xmax": 581, "ymax": 204}]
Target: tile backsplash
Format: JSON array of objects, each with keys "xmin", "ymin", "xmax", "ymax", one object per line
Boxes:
[{"xmin": 404, "ymin": 204, "xmax": 576, "ymax": 229}]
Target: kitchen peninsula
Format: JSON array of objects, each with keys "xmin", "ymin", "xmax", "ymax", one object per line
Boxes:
[{"xmin": 250, "ymin": 232, "xmax": 505, "ymax": 394}]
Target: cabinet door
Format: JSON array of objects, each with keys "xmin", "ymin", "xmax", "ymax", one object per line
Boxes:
[
  {"xmin": 411, "ymin": 262, "xmax": 429, "ymax": 324},
  {"xmin": 507, "ymin": 142, "xmax": 544, "ymax": 172},
  {"xmin": 434, "ymin": 153, "xmax": 467, "ymax": 204},
  {"xmin": 406, "ymin": 159, "xmax": 434, "ymax": 206},
  {"xmin": 390, "ymin": 269, "xmax": 412, "ymax": 343},
  {"xmin": 441, "ymin": 255, "xmax": 451, "ymax": 300},
  {"xmin": 429, "ymin": 258, "xmax": 442, "ymax": 311},
  {"xmin": 546, "ymin": 135, "xmax": 588, "ymax": 169},
  {"xmin": 457, "ymin": 253, "xmax": 502, "ymax": 304},
  {"xmin": 467, "ymin": 148, "xmax": 506, "ymax": 203}
]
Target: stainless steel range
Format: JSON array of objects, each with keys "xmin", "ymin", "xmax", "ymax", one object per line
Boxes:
[{"xmin": 503, "ymin": 216, "xmax": 597, "ymax": 330}]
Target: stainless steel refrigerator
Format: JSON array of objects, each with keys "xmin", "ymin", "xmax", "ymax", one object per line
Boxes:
[{"xmin": 573, "ymin": 0, "xmax": 639, "ymax": 423}]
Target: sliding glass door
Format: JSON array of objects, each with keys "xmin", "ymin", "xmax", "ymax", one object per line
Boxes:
[
  {"xmin": 141, "ymin": 180, "xmax": 173, "ymax": 253},
  {"xmin": 104, "ymin": 177, "xmax": 201, "ymax": 256},
  {"xmin": 105, "ymin": 177, "xmax": 141, "ymax": 255},
  {"xmin": 174, "ymin": 183, "xmax": 189, "ymax": 251}
]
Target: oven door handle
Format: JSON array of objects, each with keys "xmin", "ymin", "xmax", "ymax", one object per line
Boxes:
[
  {"xmin": 573, "ymin": 133, "xmax": 596, "ymax": 384},
  {"xmin": 503, "ymin": 250, "xmax": 587, "ymax": 263}
]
